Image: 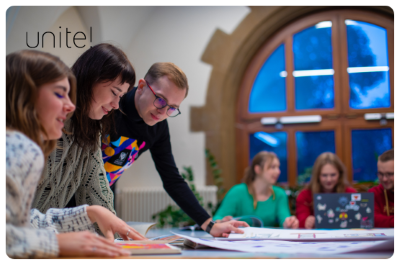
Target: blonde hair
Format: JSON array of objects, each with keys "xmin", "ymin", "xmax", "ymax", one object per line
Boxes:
[
  {"xmin": 306, "ymin": 152, "xmax": 350, "ymax": 195},
  {"xmin": 243, "ymin": 151, "xmax": 278, "ymax": 209},
  {"xmin": 144, "ymin": 62, "xmax": 189, "ymax": 97},
  {"xmin": 6, "ymin": 50, "xmax": 76, "ymax": 157}
]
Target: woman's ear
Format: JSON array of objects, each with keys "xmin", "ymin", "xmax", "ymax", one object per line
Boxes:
[{"xmin": 254, "ymin": 164, "xmax": 262, "ymax": 175}]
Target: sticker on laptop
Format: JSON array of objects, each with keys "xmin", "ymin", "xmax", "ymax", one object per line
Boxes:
[
  {"xmin": 327, "ymin": 209, "xmax": 335, "ymax": 218},
  {"xmin": 316, "ymin": 215, "xmax": 323, "ymax": 224},
  {"xmin": 338, "ymin": 196, "xmax": 348, "ymax": 206},
  {"xmin": 355, "ymin": 213, "xmax": 361, "ymax": 220},
  {"xmin": 351, "ymin": 194, "xmax": 361, "ymax": 201}
]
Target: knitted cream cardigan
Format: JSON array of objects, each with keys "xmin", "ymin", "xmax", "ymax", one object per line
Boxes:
[{"xmin": 32, "ymin": 120, "xmax": 115, "ymax": 215}]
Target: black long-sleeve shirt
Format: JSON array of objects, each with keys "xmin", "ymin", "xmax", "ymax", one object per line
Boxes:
[{"xmin": 101, "ymin": 87, "xmax": 210, "ymax": 225}]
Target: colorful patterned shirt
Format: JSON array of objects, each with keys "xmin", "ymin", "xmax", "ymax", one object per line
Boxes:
[{"xmin": 102, "ymin": 135, "xmax": 146, "ymax": 186}]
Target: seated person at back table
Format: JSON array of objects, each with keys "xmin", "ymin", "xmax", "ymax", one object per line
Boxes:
[
  {"xmin": 296, "ymin": 152, "xmax": 357, "ymax": 229},
  {"xmin": 368, "ymin": 149, "xmax": 394, "ymax": 228},
  {"xmin": 213, "ymin": 151, "xmax": 299, "ymax": 228}
]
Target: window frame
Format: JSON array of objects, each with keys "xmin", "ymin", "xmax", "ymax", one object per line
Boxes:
[{"xmin": 236, "ymin": 9, "xmax": 394, "ymax": 186}]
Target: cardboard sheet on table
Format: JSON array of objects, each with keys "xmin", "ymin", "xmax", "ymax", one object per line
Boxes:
[{"xmin": 216, "ymin": 227, "xmax": 394, "ymax": 241}]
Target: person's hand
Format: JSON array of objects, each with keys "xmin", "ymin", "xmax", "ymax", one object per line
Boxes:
[
  {"xmin": 209, "ymin": 220, "xmax": 249, "ymax": 237},
  {"xmin": 304, "ymin": 215, "xmax": 315, "ymax": 229},
  {"xmin": 283, "ymin": 216, "xmax": 299, "ymax": 229},
  {"xmin": 57, "ymin": 231, "xmax": 131, "ymax": 257},
  {"xmin": 86, "ymin": 205, "xmax": 147, "ymax": 241},
  {"xmin": 221, "ymin": 216, "xmax": 233, "ymax": 222},
  {"xmin": 215, "ymin": 216, "xmax": 233, "ymax": 223}
]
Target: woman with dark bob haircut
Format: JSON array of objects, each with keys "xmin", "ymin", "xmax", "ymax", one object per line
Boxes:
[{"xmin": 32, "ymin": 44, "xmax": 144, "ymax": 240}]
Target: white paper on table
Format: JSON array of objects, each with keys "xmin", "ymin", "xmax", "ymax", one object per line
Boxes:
[
  {"xmin": 216, "ymin": 227, "xmax": 394, "ymax": 241},
  {"xmin": 173, "ymin": 233, "xmax": 393, "ymax": 254}
]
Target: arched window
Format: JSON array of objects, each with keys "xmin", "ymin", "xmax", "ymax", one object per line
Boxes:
[{"xmin": 236, "ymin": 9, "xmax": 393, "ymax": 186}]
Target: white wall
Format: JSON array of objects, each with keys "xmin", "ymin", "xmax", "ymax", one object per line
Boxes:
[
  {"xmin": 6, "ymin": 6, "xmax": 250, "ymax": 188},
  {"xmin": 121, "ymin": 6, "xmax": 250, "ymax": 188}
]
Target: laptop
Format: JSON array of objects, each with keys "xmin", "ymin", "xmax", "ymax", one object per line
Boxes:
[{"xmin": 313, "ymin": 192, "xmax": 374, "ymax": 229}]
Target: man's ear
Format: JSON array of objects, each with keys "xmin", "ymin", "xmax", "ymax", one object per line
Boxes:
[{"xmin": 137, "ymin": 79, "xmax": 146, "ymax": 94}]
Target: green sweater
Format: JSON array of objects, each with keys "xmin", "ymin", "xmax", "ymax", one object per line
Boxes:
[{"xmin": 214, "ymin": 183, "xmax": 291, "ymax": 227}]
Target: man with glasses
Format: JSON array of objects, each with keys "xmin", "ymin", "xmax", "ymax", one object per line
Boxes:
[
  {"xmin": 368, "ymin": 149, "xmax": 394, "ymax": 228},
  {"xmin": 102, "ymin": 62, "xmax": 248, "ymax": 237}
]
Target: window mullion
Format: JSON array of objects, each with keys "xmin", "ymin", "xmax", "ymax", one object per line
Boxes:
[
  {"xmin": 287, "ymin": 128, "xmax": 297, "ymax": 187},
  {"xmin": 331, "ymin": 14, "xmax": 344, "ymax": 115},
  {"xmin": 285, "ymin": 36, "xmax": 295, "ymax": 114}
]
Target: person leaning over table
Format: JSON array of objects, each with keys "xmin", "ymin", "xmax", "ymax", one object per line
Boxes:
[
  {"xmin": 213, "ymin": 151, "xmax": 299, "ymax": 228},
  {"xmin": 31, "ymin": 44, "xmax": 144, "ymax": 238},
  {"xmin": 296, "ymin": 152, "xmax": 357, "ymax": 229},
  {"xmin": 6, "ymin": 50, "xmax": 139, "ymax": 258},
  {"xmin": 96, "ymin": 62, "xmax": 249, "ymax": 237},
  {"xmin": 368, "ymin": 149, "xmax": 394, "ymax": 228}
]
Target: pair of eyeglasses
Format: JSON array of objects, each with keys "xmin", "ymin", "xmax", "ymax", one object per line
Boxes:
[{"xmin": 145, "ymin": 80, "xmax": 181, "ymax": 117}]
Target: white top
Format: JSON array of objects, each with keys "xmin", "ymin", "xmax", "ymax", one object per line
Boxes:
[{"xmin": 6, "ymin": 130, "xmax": 95, "ymax": 258}]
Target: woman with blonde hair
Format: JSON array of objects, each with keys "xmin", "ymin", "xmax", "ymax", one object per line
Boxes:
[
  {"xmin": 6, "ymin": 50, "xmax": 137, "ymax": 258},
  {"xmin": 214, "ymin": 151, "xmax": 298, "ymax": 228},
  {"xmin": 296, "ymin": 152, "xmax": 357, "ymax": 229}
]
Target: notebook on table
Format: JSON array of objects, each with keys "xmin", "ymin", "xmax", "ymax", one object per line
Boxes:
[
  {"xmin": 116, "ymin": 240, "xmax": 181, "ymax": 255},
  {"xmin": 313, "ymin": 192, "xmax": 374, "ymax": 229}
]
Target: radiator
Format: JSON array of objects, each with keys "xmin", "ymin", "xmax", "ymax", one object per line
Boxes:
[{"xmin": 115, "ymin": 186, "xmax": 217, "ymax": 222}]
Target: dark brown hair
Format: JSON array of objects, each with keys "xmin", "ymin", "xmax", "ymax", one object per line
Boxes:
[
  {"xmin": 70, "ymin": 43, "xmax": 136, "ymax": 151},
  {"xmin": 378, "ymin": 149, "xmax": 394, "ymax": 162},
  {"xmin": 6, "ymin": 50, "xmax": 77, "ymax": 156},
  {"xmin": 144, "ymin": 62, "xmax": 189, "ymax": 97}
]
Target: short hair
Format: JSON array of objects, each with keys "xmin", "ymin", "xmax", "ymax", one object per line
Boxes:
[
  {"xmin": 144, "ymin": 62, "xmax": 189, "ymax": 97},
  {"xmin": 307, "ymin": 152, "xmax": 350, "ymax": 194},
  {"xmin": 6, "ymin": 50, "xmax": 77, "ymax": 156},
  {"xmin": 378, "ymin": 149, "xmax": 394, "ymax": 162},
  {"xmin": 70, "ymin": 43, "xmax": 136, "ymax": 151}
]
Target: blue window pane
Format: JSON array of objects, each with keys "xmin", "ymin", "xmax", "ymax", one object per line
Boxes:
[
  {"xmin": 346, "ymin": 20, "xmax": 390, "ymax": 109},
  {"xmin": 296, "ymin": 131, "xmax": 335, "ymax": 184},
  {"xmin": 295, "ymin": 75, "xmax": 334, "ymax": 110},
  {"xmin": 349, "ymin": 72, "xmax": 390, "ymax": 109},
  {"xmin": 293, "ymin": 22, "xmax": 333, "ymax": 70},
  {"xmin": 248, "ymin": 44, "xmax": 286, "ymax": 113},
  {"xmin": 249, "ymin": 132, "xmax": 288, "ymax": 183},
  {"xmin": 346, "ymin": 20, "xmax": 388, "ymax": 67},
  {"xmin": 293, "ymin": 22, "xmax": 334, "ymax": 110},
  {"xmin": 351, "ymin": 128, "xmax": 392, "ymax": 182}
]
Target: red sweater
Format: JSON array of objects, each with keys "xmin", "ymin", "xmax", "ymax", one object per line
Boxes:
[
  {"xmin": 368, "ymin": 184, "xmax": 394, "ymax": 228},
  {"xmin": 296, "ymin": 187, "xmax": 358, "ymax": 228}
]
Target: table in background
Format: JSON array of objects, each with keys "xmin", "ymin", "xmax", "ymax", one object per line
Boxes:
[{"xmin": 116, "ymin": 228, "xmax": 393, "ymax": 259}]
